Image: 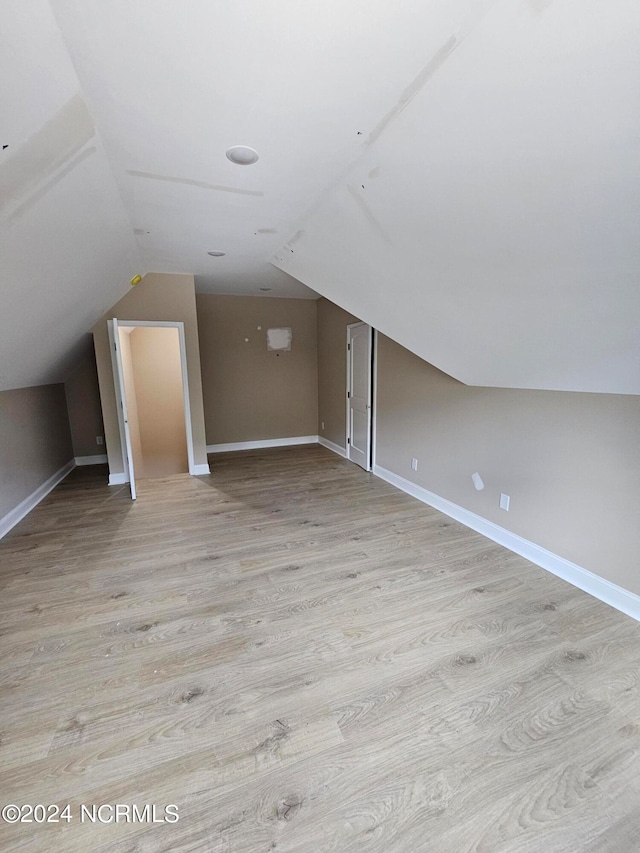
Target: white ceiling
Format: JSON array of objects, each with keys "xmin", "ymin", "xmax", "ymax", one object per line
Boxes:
[
  {"xmin": 273, "ymin": 0, "xmax": 640, "ymax": 393},
  {"xmin": 2, "ymin": 0, "xmax": 639, "ymax": 392},
  {"xmin": 50, "ymin": 0, "xmax": 472, "ymax": 299},
  {"xmin": 1, "ymin": 0, "xmax": 142, "ymax": 390}
]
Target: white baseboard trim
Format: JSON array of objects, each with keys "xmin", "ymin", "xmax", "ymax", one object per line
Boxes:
[
  {"xmin": 75, "ymin": 454, "xmax": 108, "ymax": 466},
  {"xmin": 207, "ymin": 435, "xmax": 319, "ymax": 454},
  {"xmin": 0, "ymin": 460, "xmax": 76, "ymax": 539},
  {"xmin": 373, "ymin": 464, "xmax": 640, "ymax": 623},
  {"xmin": 192, "ymin": 463, "xmax": 211, "ymax": 475},
  {"xmin": 108, "ymin": 472, "xmax": 128, "ymax": 486},
  {"xmin": 109, "ymin": 465, "xmax": 211, "ymax": 482},
  {"xmin": 318, "ymin": 436, "xmax": 347, "ymax": 458}
]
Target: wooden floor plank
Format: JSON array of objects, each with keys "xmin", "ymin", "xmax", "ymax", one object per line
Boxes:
[{"xmin": 0, "ymin": 446, "xmax": 639, "ymax": 852}]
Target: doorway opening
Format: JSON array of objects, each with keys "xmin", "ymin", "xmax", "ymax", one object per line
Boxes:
[
  {"xmin": 346, "ymin": 322, "xmax": 374, "ymax": 471},
  {"xmin": 109, "ymin": 319, "xmax": 195, "ymax": 499}
]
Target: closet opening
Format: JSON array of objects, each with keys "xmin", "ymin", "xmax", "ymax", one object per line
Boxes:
[{"xmin": 109, "ymin": 319, "xmax": 195, "ymax": 499}]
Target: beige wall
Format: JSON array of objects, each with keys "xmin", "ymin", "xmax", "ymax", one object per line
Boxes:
[
  {"xmin": 197, "ymin": 294, "xmax": 318, "ymax": 444},
  {"xmin": 129, "ymin": 326, "xmax": 188, "ymax": 478},
  {"xmin": 92, "ymin": 273, "xmax": 207, "ymax": 476},
  {"xmin": 317, "ymin": 297, "xmax": 362, "ymax": 448},
  {"xmin": 64, "ymin": 342, "xmax": 104, "ymax": 458},
  {"xmin": 0, "ymin": 385, "xmax": 73, "ymax": 521},
  {"xmin": 375, "ymin": 334, "xmax": 640, "ymax": 595}
]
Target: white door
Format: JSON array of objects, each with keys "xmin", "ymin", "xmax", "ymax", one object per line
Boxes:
[
  {"xmin": 110, "ymin": 318, "xmax": 137, "ymax": 500},
  {"xmin": 347, "ymin": 322, "xmax": 372, "ymax": 471}
]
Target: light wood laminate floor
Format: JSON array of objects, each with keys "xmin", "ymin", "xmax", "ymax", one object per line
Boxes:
[{"xmin": 1, "ymin": 445, "xmax": 639, "ymax": 852}]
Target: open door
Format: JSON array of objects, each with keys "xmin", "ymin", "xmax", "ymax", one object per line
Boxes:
[
  {"xmin": 110, "ymin": 318, "xmax": 137, "ymax": 500},
  {"xmin": 347, "ymin": 322, "xmax": 373, "ymax": 471}
]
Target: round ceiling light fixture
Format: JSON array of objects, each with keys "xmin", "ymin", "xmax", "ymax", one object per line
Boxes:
[
  {"xmin": 207, "ymin": 250, "xmax": 226, "ymax": 257},
  {"xmin": 226, "ymin": 145, "xmax": 259, "ymax": 165}
]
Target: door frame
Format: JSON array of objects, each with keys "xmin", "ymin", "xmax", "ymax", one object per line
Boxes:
[
  {"xmin": 109, "ymin": 318, "xmax": 137, "ymax": 498},
  {"xmin": 371, "ymin": 328, "xmax": 379, "ymax": 470},
  {"xmin": 108, "ymin": 319, "xmax": 131, "ymax": 486},
  {"xmin": 112, "ymin": 319, "xmax": 197, "ymax": 477},
  {"xmin": 346, "ymin": 322, "xmax": 374, "ymax": 471}
]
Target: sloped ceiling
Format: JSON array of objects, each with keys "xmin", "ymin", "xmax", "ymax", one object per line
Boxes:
[
  {"xmin": 273, "ymin": 0, "xmax": 640, "ymax": 393},
  {"xmin": 0, "ymin": 0, "xmax": 143, "ymax": 391},
  {"xmin": 2, "ymin": 0, "xmax": 639, "ymax": 393},
  {"xmin": 47, "ymin": 0, "xmax": 480, "ymax": 299}
]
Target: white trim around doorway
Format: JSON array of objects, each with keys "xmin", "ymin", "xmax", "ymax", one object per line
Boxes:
[
  {"xmin": 115, "ymin": 320, "xmax": 200, "ymax": 477},
  {"xmin": 346, "ymin": 322, "xmax": 374, "ymax": 471}
]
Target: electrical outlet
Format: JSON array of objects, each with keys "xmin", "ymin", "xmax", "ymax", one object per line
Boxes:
[
  {"xmin": 321, "ymin": 421, "xmax": 325, "ymax": 431},
  {"xmin": 96, "ymin": 436, "xmax": 104, "ymax": 446},
  {"xmin": 500, "ymin": 493, "xmax": 510, "ymax": 511},
  {"xmin": 411, "ymin": 458, "xmax": 418, "ymax": 472}
]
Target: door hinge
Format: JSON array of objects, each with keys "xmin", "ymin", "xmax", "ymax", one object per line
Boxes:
[
  {"xmin": 347, "ymin": 437, "xmax": 350, "ymax": 444},
  {"xmin": 347, "ymin": 391, "xmax": 350, "ymax": 398},
  {"xmin": 114, "ymin": 343, "xmax": 117, "ymax": 351},
  {"xmin": 347, "ymin": 343, "xmax": 351, "ymax": 350}
]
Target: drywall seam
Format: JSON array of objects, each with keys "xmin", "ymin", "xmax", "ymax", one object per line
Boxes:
[
  {"xmin": 1, "ymin": 93, "xmax": 95, "ymax": 217},
  {"xmin": 207, "ymin": 436, "xmax": 319, "ymax": 453},
  {"xmin": 7, "ymin": 145, "xmax": 97, "ymax": 224},
  {"xmin": 126, "ymin": 170, "xmax": 263, "ymax": 197},
  {"xmin": 346, "ymin": 185, "xmax": 392, "ymax": 244},
  {"xmin": 373, "ymin": 464, "xmax": 640, "ymax": 623},
  {"xmin": 274, "ymin": 0, "xmax": 500, "ymax": 257},
  {"xmin": 318, "ymin": 436, "xmax": 347, "ymax": 458},
  {"xmin": 366, "ymin": 35, "xmax": 457, "ymax": 146},
  {"xmin": 0, "ymin": 460, "xmax": 75, "ymax": 539}
]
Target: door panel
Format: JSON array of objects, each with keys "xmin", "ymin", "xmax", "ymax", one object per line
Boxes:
[
  {"xmin": 111, "ymin": 318, "xmax": 137, "ymax": 500},
  {"xmin": 347, "ymin": 323, "xmax": 372, "ymax": 470}
]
